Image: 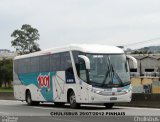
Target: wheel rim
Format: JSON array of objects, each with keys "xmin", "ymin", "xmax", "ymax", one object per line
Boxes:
[{"xmin": 70, "ymin": 95, "xmax": 76, "ymax": 104}]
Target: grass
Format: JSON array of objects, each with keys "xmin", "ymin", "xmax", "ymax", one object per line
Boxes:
[{"xmin": 0, "ymin": 87, "xmax": 13, "ymax": 92}]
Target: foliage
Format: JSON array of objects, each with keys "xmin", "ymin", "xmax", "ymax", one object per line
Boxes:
[
  {"xmin": 131, "ymin": 50, "xmax": 153, "ymax": 54},
  {"xmin": 0, "ymin": 87, "xmax": 13, "ymax": 92},
  {"xmin": 0, "ymin": 59, "xmax": 13, "ymax": 87},
  {"xmin": 11, "ymin": 24, "xmax": 41, "ymax": 55}
]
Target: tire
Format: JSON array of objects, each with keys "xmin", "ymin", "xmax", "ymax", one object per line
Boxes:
[
  {"xmin": 69, "ymin": 91, "xmax": 80, "ymax": 109},
  {"xmin": 26, "ymin": 90, "xmax": 39, "ymax": 106},
  {"xmin": 54, "ymin": 102, "xmax": 65, "ymax": 107},
  {"xmin": 104, "ymin": 103, "xmax": 114, "ymax": 109}
]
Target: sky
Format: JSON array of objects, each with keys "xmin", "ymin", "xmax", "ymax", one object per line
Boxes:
[{"xmin": 1, "ymin": 0, "xmax": 160, "ymax": 51}]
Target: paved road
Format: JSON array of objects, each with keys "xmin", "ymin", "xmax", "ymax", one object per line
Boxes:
[{"xmin": 0, "ymin": 100, "xmax": 160, "ymax": 122}]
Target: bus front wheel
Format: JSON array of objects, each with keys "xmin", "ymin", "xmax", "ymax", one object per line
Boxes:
[{"xmin": 69, "ymin": 91, "xmax": 80, "ymax": 109}]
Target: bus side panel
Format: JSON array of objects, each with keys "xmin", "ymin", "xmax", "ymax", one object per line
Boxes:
[
  {"xmin": 13, "ymin": 70, "xmax": 26, "ymax": 101},
  {"xmin": 14, "ymin": 72, "xmax": 57, "ymax": 102},
  {"xmin": 52, "ymin": 71, "xmax": 67, "ymax": 102},
  {"xmin": 14, "ymin": 84, "xmax": 46, "ymax": 102},
  {"xmin": 14, "ymin": 85, "xmax": 26, "ymax": 101}
]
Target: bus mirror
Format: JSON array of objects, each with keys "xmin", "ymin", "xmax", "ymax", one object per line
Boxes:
[
  {"xmin": 78, "ymin": 55, "xmax": 90, "ymax": 69},
  {"xmin": 126, "ymin": 55, "xmax": 137, "ymax": 69}
]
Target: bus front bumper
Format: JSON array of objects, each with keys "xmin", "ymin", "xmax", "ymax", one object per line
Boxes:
[{"xmin": 88, "ymin": 90, "xmax": 132, "ymax": 103}]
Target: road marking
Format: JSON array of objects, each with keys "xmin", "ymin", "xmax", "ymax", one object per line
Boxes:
[
  {"xmin": 0, "ymin": 100, "xmax": 25, "ymax": 106},
  {"xmin": 116, "ymin": 106, "xmax": 160, "ymax": 111},
  {"xmin": 32, "ymin": 106, "xmax": 69, "ymax": 110},
  {"xmin": 0, "ymin": 100, "xmax": 160, "ymax": 112},
  {"xmin": 40, "ymin": 117, "xmax": 82, "ymax": 122},
  {"xmin": 0, "ymin": 112, "xmax": 11, "ymax": 116},
  {"xmin": 29, "ymin": 106, "xmax": 160, "ymax": 112},
  {"xmin": 0, "ymin": 100, "xmax": 18, "ymax": 102}
]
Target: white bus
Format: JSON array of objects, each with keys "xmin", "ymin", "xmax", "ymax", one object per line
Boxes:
[{"xmin": 13, "ymin": 44, "xmax": 137, "ymax": 109}]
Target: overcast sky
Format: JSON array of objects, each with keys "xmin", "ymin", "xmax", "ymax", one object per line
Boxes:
[{"xmin": 1, "ymin": 0, "xmax": 160, "ymax": 50}]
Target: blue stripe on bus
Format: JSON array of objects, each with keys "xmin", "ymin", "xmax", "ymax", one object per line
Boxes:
[{"xmin": 18, "ymin": 72, "xmax": 56, "ymax": 101}]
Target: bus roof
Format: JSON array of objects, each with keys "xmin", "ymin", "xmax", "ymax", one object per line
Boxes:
[{"xmin": 14, "ymin": 44, "xmax": 124, "ymax": 60}]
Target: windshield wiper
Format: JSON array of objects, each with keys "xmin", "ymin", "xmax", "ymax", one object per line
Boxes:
[
  {"xmin": 101, "ymin": 62, "xmax": 124, "ymax": 87},
  {"xmin": 100, "ymin": 56, "xmax": 129, "ymax": 88},
  {"xmin": 110, "ymin": 64, "xmax": 123, "ymax": 86},
  {"xmin": 101, "ymin": 57, "xmax": 112, "ymax": 87},
  {"xmin": 100, "ymin": 68, "xmax": 111, "ymax": 87}
]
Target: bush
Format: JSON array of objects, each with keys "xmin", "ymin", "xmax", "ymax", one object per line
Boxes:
[{"xmin": 0, "ymin": 58, "xmax": 13, "ymax": 87}]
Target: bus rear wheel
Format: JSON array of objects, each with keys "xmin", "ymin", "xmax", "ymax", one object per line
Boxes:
[
  {"xmin": 104, "ymin": 103, "xmax": 114, "ymax": 109},
  {"xmin": 69, "ymin": 91, "xmax": 80, "ymax": 109},
  {"xmin": 26, "ymin": 90, "xmax": 39, "ymax": 106}
]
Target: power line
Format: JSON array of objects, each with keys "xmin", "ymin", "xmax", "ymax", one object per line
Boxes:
[{"xmin": 123, "ymin": 37, "xmax": 160, "ymax": 48}]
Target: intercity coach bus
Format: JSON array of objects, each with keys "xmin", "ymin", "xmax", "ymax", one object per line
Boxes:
[{"xmin": 13, "ymin": 44, "xmax": 137, "ymax": 109}]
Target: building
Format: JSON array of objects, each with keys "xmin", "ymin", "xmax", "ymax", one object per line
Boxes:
[
  {"xmin": 0, "ymin": 49, "xmax": 16, "ymax": 60},
  {"xmin": 129, "ymin": 54, "xmax": 160, "ymax": 77},
  {"xmin": 129, "ymin": 54, "xmax": 160, "ymax": 93}
]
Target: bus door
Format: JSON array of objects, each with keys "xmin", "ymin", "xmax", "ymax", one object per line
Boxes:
[{"xmin": 77, "ymin": 58, "xmax": 90, "ymax": 103}]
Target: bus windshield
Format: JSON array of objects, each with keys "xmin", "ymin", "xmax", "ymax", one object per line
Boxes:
[{"xmin": 86, "ymin": 54, "xmax": 130, "ymax": 88}]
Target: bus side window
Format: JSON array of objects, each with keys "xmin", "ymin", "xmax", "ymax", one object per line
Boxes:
[
  {"xmin": 17, "ymin": 58, "xmax": 30, "ymax": 74},
  {"xmin": 79, "ymin": 59, "xmax": 87, "ymax": 82},
  {"xmin": 61, "ymin": 52, "xmax": 73, "ymax": 75},
  {"xmin": 39, "ymin": 55, "xmax": 50, "ymax": 72},
  {"xmin": 75, "ymin": 63, "xmax": 80, "ymax": 77},
  {"xmin": 50, "ymin": 53, "xmax": 61, "ymax": 71},
  {"xmin": 14, "ymin": 60, "xmax": 18, "ymax": 74},
  {"xmin": 30, "ymin": 57, "xmax": 39, "ymax": 73},
  {"xmin": 66, "ymin": 67, "xmax": 73, "ymax": 75},
  {"xmin": 72, "ymin": 51, "xmax": 84, "ymax": 77}
]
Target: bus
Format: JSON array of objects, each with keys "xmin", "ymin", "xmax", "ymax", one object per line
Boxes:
[{"xmin": 13, "ymin": 44, "xmax": 137, "ymax": 109}]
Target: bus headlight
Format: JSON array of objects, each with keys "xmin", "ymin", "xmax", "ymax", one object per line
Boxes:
[
  {"xmin": 95, "ymin": 90, "xmax": 101, "ymax": 94},
  {"xmin": 122, "ymin": 85, "xmax": 132, "ymax": 93},
  {"xmin": 91, "ymin": 89, "xmax": 101, "ymax": 94}
]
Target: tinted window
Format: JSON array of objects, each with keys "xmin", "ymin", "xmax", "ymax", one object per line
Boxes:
[
  {"xmin": 39, "ymin": 55, "xmax": 50, "ymax": 72},
  {"xmin": 24, "ymin": 58, "xmax": 30, "ymax": 73},
  {"xmin": 15, "ymin": 52, "xmax": 74, "ymax": 74},
  {"xmin": 16, "ymin": 59, "xmax": 21, "ymax": 74},
  {"xmin": 72, "ymin": 51, "xmax": 80, "ymax": 64},
  {"xmin": 79, "ymin": 59, "xmax": 87, "ymax": 81},
  {"xmin": 30, "ymin": 56, "xmax": 39, "ymax": 73},
  {"xmin": 17, "ymin": 58, "xmax": 30, "ymax": 74},
  {"xmin": 14, "ymin": 60, "xmax": 18, "ymax": 73},
  {"xmin": 50, "ymin": 53, "xmax": 61, "ymax": 71},
  {"xmin": 61, "ymin": 52, "xmax": 72, "ymax": 72},
  {"xmin": 72, "ymin": 51, "xmax": 84, "ymax": 76}
]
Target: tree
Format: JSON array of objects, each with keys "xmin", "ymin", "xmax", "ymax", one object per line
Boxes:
[
  {"xmin": 11, "ymin": 24, "xmax": 41, "ymax": 55},
  {"xmin": 0, "ymin": 59, "xmax": 13, "ymax": 88},
  {"xmin": 131, "ymin": 50, "xmax": 153, "ymax": 54}
]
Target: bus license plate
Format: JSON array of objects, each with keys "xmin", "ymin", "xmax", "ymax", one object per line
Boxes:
[{"xmin": 110, "ymin": 97, "xmax": 117, "ymax": 101}]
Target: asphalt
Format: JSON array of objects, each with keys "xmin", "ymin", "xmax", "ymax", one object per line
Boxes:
[{"xmin": 0, "ymin": 100, "xmax": 160, "ymax": 122}]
